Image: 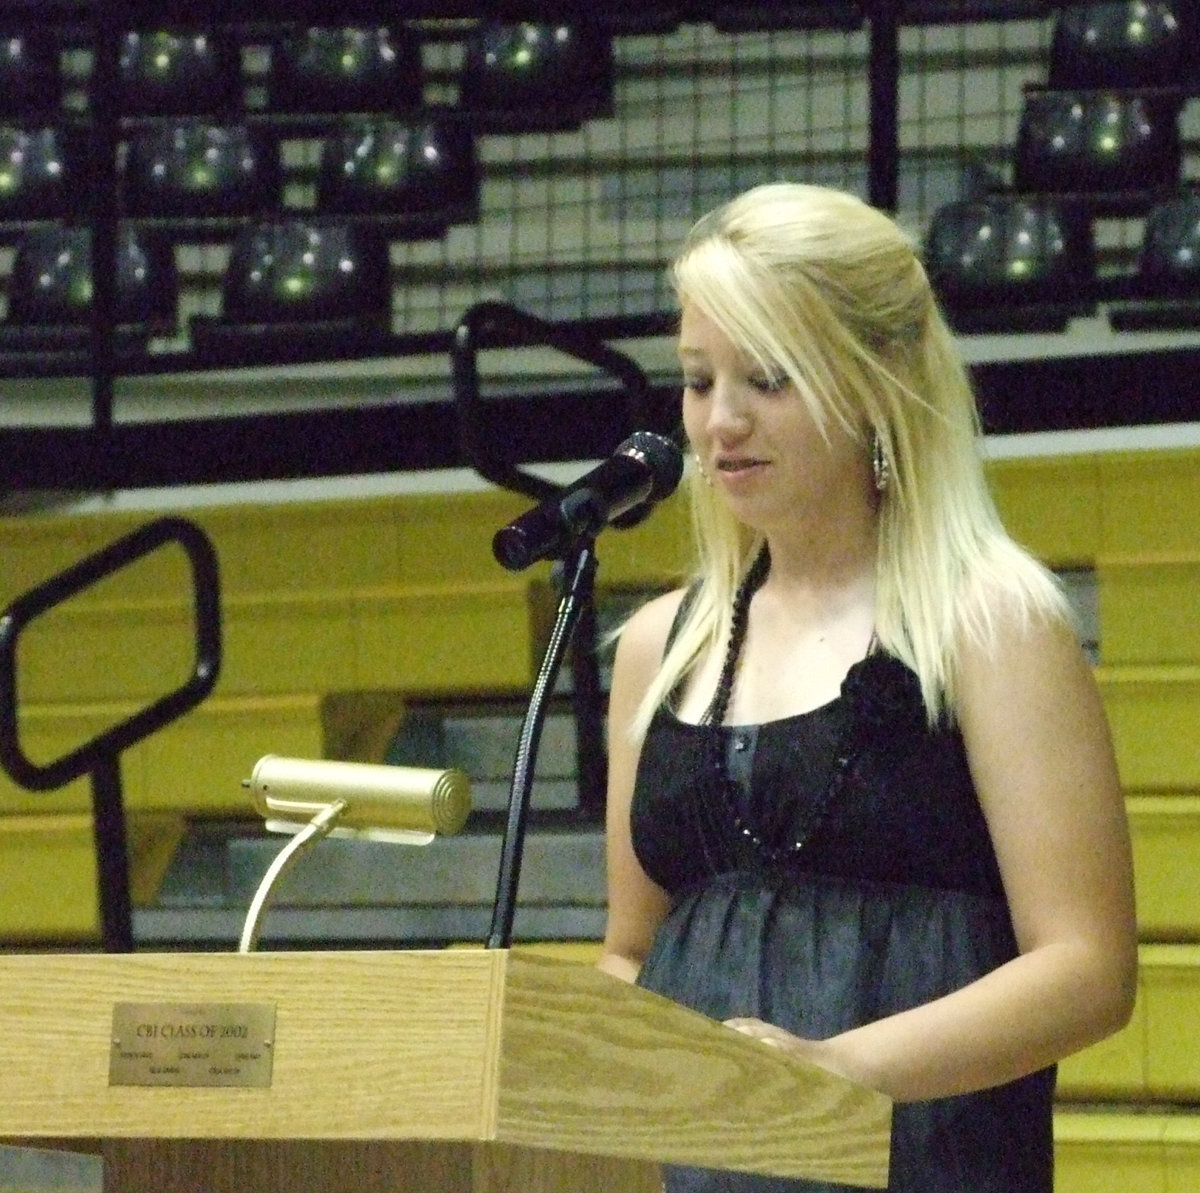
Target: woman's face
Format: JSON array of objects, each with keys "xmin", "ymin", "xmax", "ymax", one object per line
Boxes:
[{"xmin": 679, "ymin": 302, "xmax": 870, "ymax": 536}]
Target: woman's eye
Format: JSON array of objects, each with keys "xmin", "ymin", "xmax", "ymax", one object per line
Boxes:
[
  {"xmin": 683, "ymin": 376, "xmax": 711, "ymax": 394},
  {"xmin": 751, "ymin": 374, "xmax": 788, "ymax": 393}
]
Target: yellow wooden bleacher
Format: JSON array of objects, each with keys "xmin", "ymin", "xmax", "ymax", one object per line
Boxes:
[
  {"xmin": 989, "ymin": 447, "xmax": 1200, "ymax": 1191},
  {"xmin": 0, "ymin": 486, "xmax": 695, "ymax": 941},
  {"xmin": 1, "ymin": 446, "xmax": 1198, "ymax": 1189}
]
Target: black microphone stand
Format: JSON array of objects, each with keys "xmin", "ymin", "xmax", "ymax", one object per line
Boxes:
[{"xmin": 486, "ymin": 537, "xmax": 599, "ymax": 950}]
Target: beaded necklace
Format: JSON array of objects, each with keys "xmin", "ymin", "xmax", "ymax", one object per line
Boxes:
[{"xmin": 700, "ymin": 547, "xmax": 858, "ymax": 868}]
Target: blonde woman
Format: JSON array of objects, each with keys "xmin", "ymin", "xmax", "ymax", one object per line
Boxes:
[{"xmin": 598, "ymin": 183, "xmax": 1136, "ymax": 1193}]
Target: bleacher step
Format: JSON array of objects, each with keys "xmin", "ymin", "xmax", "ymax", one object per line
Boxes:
[
  {"xmin": 1054, "ymin": 1110, "xmax": 1200, "ymax": 1193},
  {"xmin": 135, "ymin": 822, "xmax": 608, "ymax": 950}
]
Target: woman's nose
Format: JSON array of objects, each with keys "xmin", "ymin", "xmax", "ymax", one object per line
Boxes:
[{"xmin": 706, "ymin": 379, "xmax": 751, "ymax": 435}]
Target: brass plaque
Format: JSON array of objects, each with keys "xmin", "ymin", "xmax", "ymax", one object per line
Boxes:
[{"xmin": 109, "ymin": 1002, "xmax": 276, "ymax": 1088}]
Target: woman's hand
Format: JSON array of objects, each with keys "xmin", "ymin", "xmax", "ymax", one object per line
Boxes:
[{"xmin": 724, "ymin": 1018, "xmax": 863, "ymax": 1087}]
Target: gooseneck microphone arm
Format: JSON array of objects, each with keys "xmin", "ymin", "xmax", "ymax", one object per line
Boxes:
[{"xmin": 487, "ymin": 540, "xmax": 598, "ymax": 950}]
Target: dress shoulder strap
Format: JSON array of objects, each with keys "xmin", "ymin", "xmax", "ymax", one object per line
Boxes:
[
  {"xmin": 657, "ymin": 582, "xmax": 704, "ymax": 715},
  {"xmin": 664, "ymin": 581, "xmax": 701, "ymax": 656}
]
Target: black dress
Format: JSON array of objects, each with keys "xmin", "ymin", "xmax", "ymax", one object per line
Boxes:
[{"xmin": 630, "ymin": 651, "xmax": 1055, "ymax": 1193}]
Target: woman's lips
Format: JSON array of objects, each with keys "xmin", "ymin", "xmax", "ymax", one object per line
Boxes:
[{"xmin": 716, "ymin": 457, "xmax": 767, "ymax": 473}]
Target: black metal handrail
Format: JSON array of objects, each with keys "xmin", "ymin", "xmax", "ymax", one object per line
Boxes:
[
  {"xmin": 451, "ymin": 299, "xmax": 655, "ymax": 504},
  {"xmin": 0, "ymin": 515, "xmax": 221, "ymax": 952}
]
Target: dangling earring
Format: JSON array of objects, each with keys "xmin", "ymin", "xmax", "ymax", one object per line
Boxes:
[
  {"xmin": 871, "ymin": 431, "xmax": 890, "ymax": 494},
  {"xmin": 694, "ymin": 453, "xmax": 713, "ymax": 487}
]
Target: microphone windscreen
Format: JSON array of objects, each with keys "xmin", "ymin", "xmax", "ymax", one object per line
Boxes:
[{"xmin": 620, "ymin": 430, "xmax": 684, "ymax": 500}]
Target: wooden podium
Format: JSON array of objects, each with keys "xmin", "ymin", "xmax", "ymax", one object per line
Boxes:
[{"xmin": 0, "ymin": 948, "xmax": 891, "ymax": 1192}]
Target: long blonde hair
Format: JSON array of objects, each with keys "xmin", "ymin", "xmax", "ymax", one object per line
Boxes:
[{"xmin": 633, "ymin": 182, "xmax": 1065, "ymax": 736}]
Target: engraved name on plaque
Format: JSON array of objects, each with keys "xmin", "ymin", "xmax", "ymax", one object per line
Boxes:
[{"xmin": 109, "ymin": 1002, "xmax": 276, "ymax": 1088}]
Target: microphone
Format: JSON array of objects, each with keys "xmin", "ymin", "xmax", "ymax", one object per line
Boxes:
[{"xmin": 492, "ymin": 430, "xmax": 683, "ymax": 571}]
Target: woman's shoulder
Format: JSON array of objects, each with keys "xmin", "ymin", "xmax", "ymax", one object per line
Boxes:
[
  {"xmin": 616, "ymin": 587, "xmax": 691, "ymax": 668},
  {"xmin": 955, "ymin": 538, "xmax": 1072, "ymax": 649},
  {"xmin": 953, "ymin": 558, "xmax": 1088, "ymax": 724},
  {"xmin": 607, "ymin": 587, "xmax": 694, "ymax": 744}
]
